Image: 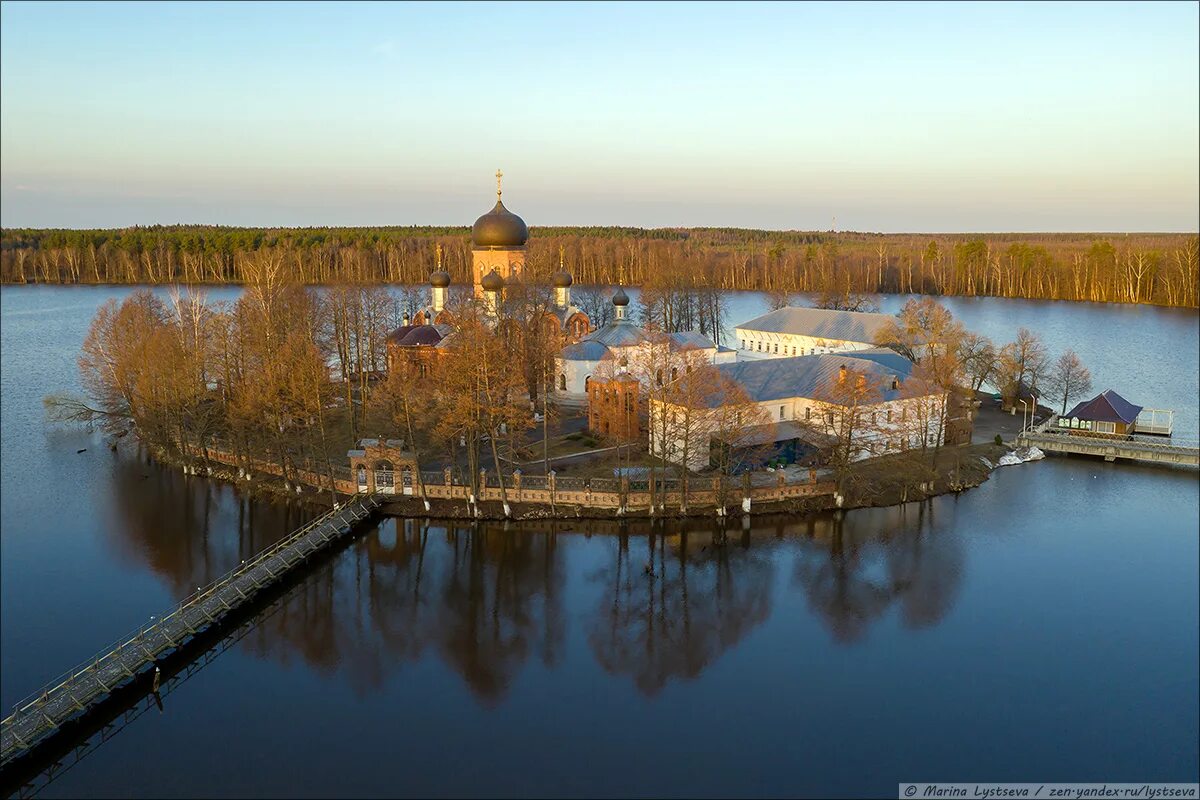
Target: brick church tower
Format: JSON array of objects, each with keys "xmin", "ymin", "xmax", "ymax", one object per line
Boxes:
[{"xmin": 470, "ymin": 170, "xmax": 528, "ymax": 296}]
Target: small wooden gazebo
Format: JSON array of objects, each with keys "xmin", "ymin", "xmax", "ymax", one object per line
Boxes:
[{"xmin": 1058, "ymin": 389, "xmax": 1142, "ymax": 437}]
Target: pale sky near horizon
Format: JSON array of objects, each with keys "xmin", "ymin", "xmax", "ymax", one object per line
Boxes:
[{"xmin": 1, "ymin": 1, "xmax": 1197, "ymax": 232}]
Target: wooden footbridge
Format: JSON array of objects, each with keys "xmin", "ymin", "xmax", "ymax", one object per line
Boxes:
[
  {"xmin": 0, "ymin": 494, "xmax": 383, "ymax": 770},
  {"xmin": 1018, "ymin": 416, "xmax": 1199, "ymax": 467}
]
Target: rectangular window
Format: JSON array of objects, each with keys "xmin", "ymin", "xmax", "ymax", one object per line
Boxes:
[
  {"xmin": 805, "ymin": 407, "xmax": 811, "ymax": 420},
  {"xmin": 887, "ymin": 409, "xmax": 893, "ymax": 423},
  {"xmin": 779, "ymin": 405, "xmax": 785, "ymax": 420},
  {"xmin": 773, "ymin": 343, "xmax": 778, "ymax": 353},
  {"xmin": 1096, "ymin": 421, "xmax": 1116, "ymax": 434}
]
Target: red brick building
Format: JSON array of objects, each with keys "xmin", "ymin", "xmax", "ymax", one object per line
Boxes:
[{"xmin": 587, "ymin": 372, "xmax": 642, "ymax": 442}]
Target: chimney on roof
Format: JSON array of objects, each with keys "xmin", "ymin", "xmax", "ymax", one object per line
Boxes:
[{"xmin": 839, "ymin": 364, "xmax": 847, "ymax": 384}]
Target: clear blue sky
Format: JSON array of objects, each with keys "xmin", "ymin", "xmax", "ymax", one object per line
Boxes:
[{"xmin": 1, "ymin": 1, "xmax": 1197, "ymax": 231}]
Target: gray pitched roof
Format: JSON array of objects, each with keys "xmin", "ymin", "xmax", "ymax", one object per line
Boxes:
[
  {"xmin": 668, "ymin": 330, "xmax": 718, "ymax": 351},
  {"xmin": 735, "ymin": 306, "xmax": 891, "ymax": 343},
  {"xmin": 585, "ymin": 319, "xmax": 647, "ymax": 348},
  {"xmin": 839, "ymin": 347, "xmax": 916, "ymax": 377},
  {"xmin": 709, "ymin": 353, "xmax": 934, "ymax": 406},
  {"xmin": 560, "ymin": 340, "xmax": 610, "ymax": 361}
]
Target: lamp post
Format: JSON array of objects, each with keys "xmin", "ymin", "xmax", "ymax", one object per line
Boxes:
[{"xmin": 1019, "ymin": 399, "xmax": 1030, "ymax": 433}]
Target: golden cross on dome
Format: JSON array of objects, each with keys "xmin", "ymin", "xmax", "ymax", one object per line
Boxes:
[
  {"xmin": 495, "ymin": 169, "xmax": 503, "ymax": 199},
  {"xmin": 435, "ymin": 243, "xmax": 443, "ymax": 266}
]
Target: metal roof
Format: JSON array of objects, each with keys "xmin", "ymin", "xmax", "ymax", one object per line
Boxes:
[
  {"xmin": 838, "ymin": 347, "xmax": 915, "ymax": 377},
  {"xmin": 395, "ymin": 325, "xmax": 445, "ymax": 347},
  {"xmin": 734, "ymin": 306, "xmax": 891, "ymax": 343},
  {"xmin": 584, "ymin": 319, "xmax": 648, "ymax": 348},
  {"xmin": 707, "ymin": 353, "xmax": 934, "ymax": 406},
  {"xmin": 386, "ymin": 324, "xmax": 416, "ymax": 343},
  {"xmin": 560, "ymin": 340, "xmax": 610, "ymax": 361},
  {"xmin": 1063, "ymin": 389, "xmax": 1143, "ymax": 424},
  {"xmin": 668, "ymin": 330, "xmax": 719, "ymax": 351}
]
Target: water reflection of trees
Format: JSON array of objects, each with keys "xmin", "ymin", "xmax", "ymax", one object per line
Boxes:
[
  {"xmin": 108, "ymin": 463, "xmax": 965, "ymax": 702},
  {"xmin": 792, "ymin": 502, "xmax": 964, "ymax": 643},
  {"xmin": 109, "ymin": 451, "xmax": 315, "ymax": 599},
  {"xmin": 587, "ymin": 522, "xmax": 775, "ymax": 695},
  {"xmin": 237, "ymin": 519, "xmax": 567, "ymax": 704}
]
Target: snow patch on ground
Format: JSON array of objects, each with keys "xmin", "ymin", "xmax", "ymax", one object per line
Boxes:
[{"xmin": 997, "ymin": 446, "xmax": 1046, "ymax": 467}]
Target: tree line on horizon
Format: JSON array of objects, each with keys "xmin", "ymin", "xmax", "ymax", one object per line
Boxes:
[{"xmin": 3, "ymin": 225, "xmax": 1196, "ymax": 308}]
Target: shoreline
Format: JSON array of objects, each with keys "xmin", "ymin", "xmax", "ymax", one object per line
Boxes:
[
  {"xmin": 4, "ymin": 280, "xmax": 1197, "ymax": 312},
  {"xmin": 148, "ymin": 440, "xmax": 1012, "ymax": 523}
]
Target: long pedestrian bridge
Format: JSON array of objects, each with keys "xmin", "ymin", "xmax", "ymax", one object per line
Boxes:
[
  {"xmin": 1017, "ymin": 416, "xmax": 1199, "ymax": 468},
  {"xmin": 0, "ymin": 495, "xmax": 384, "ymax": 771}
]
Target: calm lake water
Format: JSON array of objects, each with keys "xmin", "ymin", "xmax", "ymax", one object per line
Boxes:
[{"xmin": 1, "ymin": 285, "xmax": 1197, "ymax": 797}]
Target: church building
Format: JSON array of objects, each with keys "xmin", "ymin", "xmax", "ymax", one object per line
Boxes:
[{"xmin": 388, "ymin": 172, "xmax": 591, "ymax": 374}]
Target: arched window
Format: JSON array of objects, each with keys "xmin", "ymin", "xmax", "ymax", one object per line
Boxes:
[
  {"xmin": 356, "ymin": 464, "xmax": 367, "ymax": 489},
  {"xmin": 779, "ymin": 405, "xmax": 785, "ymax": 420},
  {"xmin": 670, "ymin": 367, "xmax": 678, "ymax": 381},
  {"xmin": 584, "ymin": 375, "xmax": 592, "ymax": 392},
  {"xmin": 656, "ymin": 369, "xmax": 663, "ymax": 386},
  {"xmin": 401, "ymin": 466, "xmax": 413, "ymax": 492},
  {"xmin": 559, "ymin": 373, "xmax": 567, "ymax": 391}
]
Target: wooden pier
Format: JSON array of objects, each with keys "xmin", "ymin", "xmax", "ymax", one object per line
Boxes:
[
  {"xmin": 0, "ymin": 494, "xmax": 383, "ymax": 769},
  {"xmin": 1018, "ymin": 417, "xmax": 1199, "ymax": 467}
]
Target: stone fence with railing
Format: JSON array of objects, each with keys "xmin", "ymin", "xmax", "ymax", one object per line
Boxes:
[
  {"xmin": 181, "ymin": 446, "xmax": 836, "ymax": 515},
  {"xmin": 381, "ymin": 467, "xmax": 835, "ymax": 515}
]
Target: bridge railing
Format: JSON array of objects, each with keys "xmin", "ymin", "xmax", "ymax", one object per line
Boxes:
[
  {"xmin": 1024, "ymin": 427, "xmax": 1199, "ymax": 453},
  {"xmin": 3, "ymin": 495, "xmax": 377, "ymax": 735}
]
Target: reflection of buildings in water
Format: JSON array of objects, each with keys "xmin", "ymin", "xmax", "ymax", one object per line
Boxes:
[
  {"xmin": 791, "ymin": 502, "xmax": 964, "ymax": 643},
  {"xmin": 587, "ymin": 522, "xmax": 776, "ymax": 695}
]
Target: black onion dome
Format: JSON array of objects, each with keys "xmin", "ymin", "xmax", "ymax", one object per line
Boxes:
[
  {"xmin": 471, "ymin": 200, "xmax": 528, "ymax": 248},
  {"xmin": 552, "ymin": 271, "xmax": 573, "ymax": 288},
  {"xmin": 481, "ymin": 269, "xmax": 505, "ymax": 292},
  {"xmin": 612, "ymin": 287, "xmax": 630, "ymax": 306},
  {"xmin": 430, "ymin": 270, "xmax": 451, "ymax": 288}
]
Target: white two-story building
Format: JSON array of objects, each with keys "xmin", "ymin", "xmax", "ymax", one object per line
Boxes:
[
  {"xmin": 649, "ymin": 350, "xmax": 947, "ymax": 471},
  {"xmin": 733, "ymin": 306, "xmax": 892, "ymax": 359}
]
